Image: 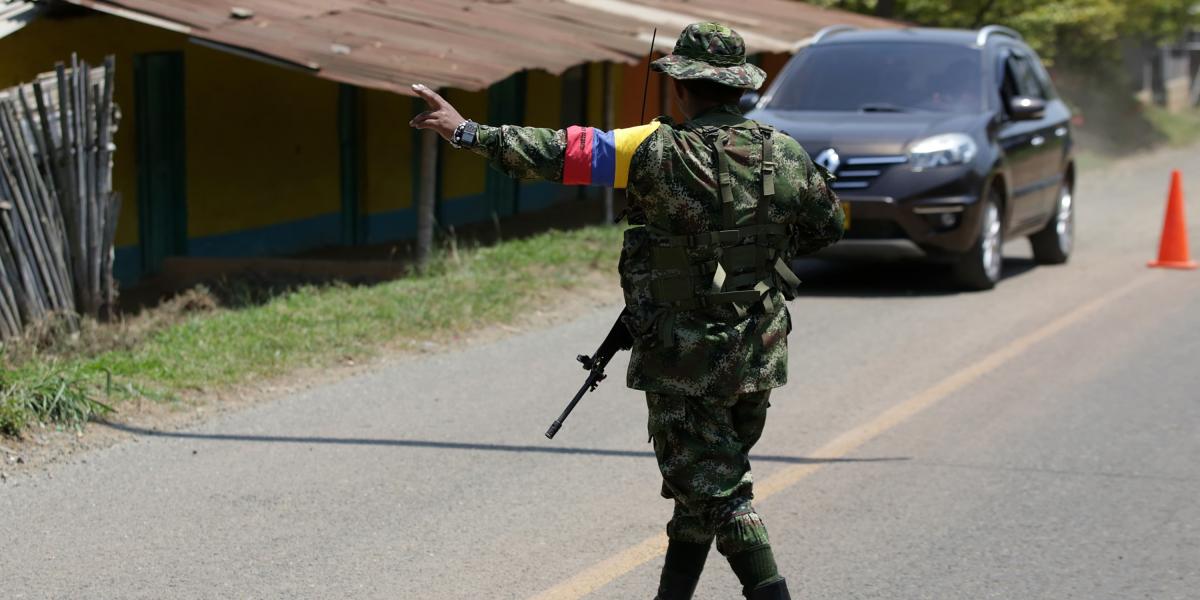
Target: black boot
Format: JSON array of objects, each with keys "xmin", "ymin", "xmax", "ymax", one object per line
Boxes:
[
  {"xmin": 744, "ymin": 577, "xmax": 791, "ymax": 600},
  {"xmin": 653, "ymin": 568, "xmax": 700, "ymax": 600},
  {"xmin": 653, "ymin": 539, "xmax": 710, "ymax": 600}
]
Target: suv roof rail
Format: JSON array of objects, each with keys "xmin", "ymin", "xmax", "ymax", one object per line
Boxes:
[
  {"xmin": 811, "ymin": 25, "xmax": 857, "ymax": 45},
  {"xmin": 976, "ymin": 25, "xmax": 1022, "ymax": 46}
]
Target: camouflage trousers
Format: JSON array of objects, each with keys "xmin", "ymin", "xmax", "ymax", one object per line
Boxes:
[{"xmin": 647, "ymin": 390, "xmax": 772, "ymax": 556}]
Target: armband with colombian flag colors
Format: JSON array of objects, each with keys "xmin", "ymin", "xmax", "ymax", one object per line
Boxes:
[{"xmin": 563, "ymin": 122, "xmax": 661, "ymax": 189}]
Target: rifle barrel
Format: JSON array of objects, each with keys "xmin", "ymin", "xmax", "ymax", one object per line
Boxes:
[
  {"xmin": 544, "ymin": 310, "xmax": 631, "ymax": 439},
  {"xmin": 545, "ymin": 371, "xmax": 599, "ymax": 439}
]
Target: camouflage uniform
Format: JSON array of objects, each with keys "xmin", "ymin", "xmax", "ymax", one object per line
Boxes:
[{"xmin": 467, "ymin": 22, "xmax": 842, "ymax": 599}]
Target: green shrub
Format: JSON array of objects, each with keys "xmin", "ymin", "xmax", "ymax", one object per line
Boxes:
[
  {"xmin": 0, "ymin": 397, "xmax": 29, "ymax": 437},
  {"xmin": 0, "ymin": 363, "xmax": 113, "ymax": 437}
]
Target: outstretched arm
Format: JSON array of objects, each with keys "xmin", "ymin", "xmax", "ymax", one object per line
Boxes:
[{"xmin": 408, "ymin": 83, "xmax": 657, "ymax": 188}]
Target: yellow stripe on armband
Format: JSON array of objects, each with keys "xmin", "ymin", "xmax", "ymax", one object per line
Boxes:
[{"xmin": 612, "ymin": 121, "xmax": 662, "ymax": 189}]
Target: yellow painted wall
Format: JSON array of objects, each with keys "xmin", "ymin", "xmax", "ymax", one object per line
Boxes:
[
  {"xmin": 583, "ymin": 62, "xmax": 630, "ymax": 129},
  {"xmin": 524, "ymin": 70, "xmax": 562, "ymax": 128},
  {"xmin": 610, "ymin": 65, "xmax": 626, "ymax": 127},
  {"xmin": 0, "ymin": 14, "xmax": 185, "ymax": 247},
  {"xmin": 586, "ymin": 63, "xmax": 606, "ymax": 127},
  {"xmin": 0, "ymin": 13, "xmax": 342, "ymax": 248},
  {"xmin": 362, "ymin": 89, "xmax": 413, "ymax": 215},
  {"xmin": 183, "ymin": 43, "xmax": 339, "ymax": 237},
  {"xmin": 440, "ymin": 88, "xmax": 487, "ymax": 199}
]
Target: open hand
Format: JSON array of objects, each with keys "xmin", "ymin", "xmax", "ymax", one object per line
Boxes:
[{"xmin": 408, "ymin": 83, "xmax": 466, "ymax": 141}]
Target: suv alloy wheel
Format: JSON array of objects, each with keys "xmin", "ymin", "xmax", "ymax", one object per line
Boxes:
[
  {"xmin": 953, "ymin": 189, "xmax": 1004, "ymax": 290},
  {"xmin": 1029, "ymin": 180, "xmax": 1074, "ymax": 264}
]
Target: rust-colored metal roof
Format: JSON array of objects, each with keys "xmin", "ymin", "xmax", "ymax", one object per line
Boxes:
[{"xmin": 64, "ymin": 0, "xmax": 896, "ymax": 95}]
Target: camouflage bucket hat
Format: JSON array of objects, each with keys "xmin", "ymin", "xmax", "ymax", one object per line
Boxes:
[{"xmin": 651, "ymin": 22, "xmax": 767, "ymax": 90}]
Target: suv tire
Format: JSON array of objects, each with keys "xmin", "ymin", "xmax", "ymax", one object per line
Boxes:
[
  {"xmin": 1030, "ymin": 180, "xmax": 1074, "ymax": 264},
  {"xmin": 953, "ymin": 189, "xmax": 1004, "ymax": 290}
]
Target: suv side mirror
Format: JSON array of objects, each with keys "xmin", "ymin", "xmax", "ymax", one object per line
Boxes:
[
  {"xmin": 1009, "ymin": 96, "xmax": 1046, "ymax": 121},
  {"xmin": 738, "ymin": 92, "xmax": 761, "ymax": 113}
]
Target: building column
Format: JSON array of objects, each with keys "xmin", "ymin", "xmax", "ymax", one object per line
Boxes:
[
  {"xmin": 338, "ymin": 83, "xmax": 362, "ymax": 246},
  {"xmin": 486, "ymin": 73, "xmax": 525, "ymax": 220},
  {"xmin": 133, "ymin": 51, "xmax": 187, "ymax": 278}
]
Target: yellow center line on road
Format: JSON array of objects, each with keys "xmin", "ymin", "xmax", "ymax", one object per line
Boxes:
[{"xmin": 528, "ymin": 272, "xmax": 1161, "ymax": 600}]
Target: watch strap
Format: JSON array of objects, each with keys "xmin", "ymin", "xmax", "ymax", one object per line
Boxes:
[{"xmin": 452, "ymin": 120, "xmax": 479, "ymax": 149}]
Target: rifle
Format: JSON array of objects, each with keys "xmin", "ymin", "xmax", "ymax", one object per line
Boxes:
[{"xmin": 544, "ymin": 309, "xmax": 634, "ymax": 439}]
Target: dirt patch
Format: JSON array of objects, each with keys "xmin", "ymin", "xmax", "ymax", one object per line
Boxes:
[{"xmin": 0, "ymin": 272, "xmax": 622, "ymax": 481}]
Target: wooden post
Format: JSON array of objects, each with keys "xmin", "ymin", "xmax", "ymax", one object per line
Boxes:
[
  {"xmin": 1151, "ymin": 45, "xmax": 1167, "ymax": 107},
  {"xmin": 1190, "ymin": 59, "xmax": 1200, "ymax": 107},
  {"xmin": 602, "ymin": 62, "xmax": 614, "ymax": 225},
  {"xmin": 416, "ymin": 128, "xmax": 438, "ymax": 266}
]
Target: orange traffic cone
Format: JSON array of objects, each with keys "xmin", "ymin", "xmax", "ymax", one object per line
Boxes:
[{"xmin": 1148, "ymin": 170, "xmax": 1197, "ymax": 270}]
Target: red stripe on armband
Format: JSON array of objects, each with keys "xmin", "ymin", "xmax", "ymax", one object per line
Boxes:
[{"xmin": 563, "ymin": 126, "xmax": 594, "ymax": 185}]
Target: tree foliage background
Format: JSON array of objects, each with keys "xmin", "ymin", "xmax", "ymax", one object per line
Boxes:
[{"xmin": 812, "ymin": 0, "xmax": 1198, "ymax": 65}]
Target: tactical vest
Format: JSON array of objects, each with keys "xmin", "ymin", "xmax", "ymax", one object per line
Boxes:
[{"xmin": 620, "ymin": 119, "xmax": 802, "ymax": 347}]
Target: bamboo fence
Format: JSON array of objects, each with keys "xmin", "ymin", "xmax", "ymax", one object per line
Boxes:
[{"xmin": 0, "ymin": 55, "xmax": 120, "ymax": 341}]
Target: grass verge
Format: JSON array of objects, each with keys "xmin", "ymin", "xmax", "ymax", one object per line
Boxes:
[
  {"xmin": 1143, "ymin": 107, "xmax": 1200, "ymax": 148},
  {"xmin": 1073, "ymin": 106, "xmax": 1200, "ymax": 174},
  {"xmin": 0, "ymin": 364, "xmax": 113, "ymax": 436},
  {"xmin": 1, "ymin": 226, "xmax": 624, "ymax": 437}
]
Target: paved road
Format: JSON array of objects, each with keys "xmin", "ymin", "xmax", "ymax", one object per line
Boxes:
[{"xmin": 3, "ymin": 145, "xmax": 1199, "ymax": 599}]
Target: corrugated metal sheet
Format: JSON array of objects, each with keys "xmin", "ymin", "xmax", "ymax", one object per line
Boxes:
[
  {"xmin": 64, "ymin": 0, "xmax": 895, "ymax": 94},
  {"xmin": 1, "ymin": 0, "xmax": 43, "ymax": 39}
]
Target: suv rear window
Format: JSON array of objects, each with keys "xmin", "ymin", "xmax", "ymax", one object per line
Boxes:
[{"xmin": 766, "ymin": 42, "xmax": 984, "ymax": 114}]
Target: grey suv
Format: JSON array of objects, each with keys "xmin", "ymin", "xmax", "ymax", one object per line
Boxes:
[{"xmin": 744, "ymin": 25, "xmax": 1076, "ymax": 290}]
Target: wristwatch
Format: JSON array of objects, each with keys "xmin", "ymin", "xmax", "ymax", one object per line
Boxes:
[{"xmin": 451, "ymin": 120, "xmax": 479, "ymax": 149}]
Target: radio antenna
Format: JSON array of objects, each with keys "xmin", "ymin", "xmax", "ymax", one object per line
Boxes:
[{"xmin": 639, "ymin": 28, "xmax": 658, "ymax": 123}]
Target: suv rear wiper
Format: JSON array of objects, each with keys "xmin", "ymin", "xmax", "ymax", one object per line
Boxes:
[{"xmin": 859, "ymin": 103, "xmax": 907, "ymax": 113}]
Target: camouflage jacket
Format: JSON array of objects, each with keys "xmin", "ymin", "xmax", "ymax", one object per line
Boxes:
[{"xmin": 470, "ymin": 105, "xmax": 843, "ymax": 395}]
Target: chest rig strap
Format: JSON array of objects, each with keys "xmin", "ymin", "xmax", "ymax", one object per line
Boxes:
[
  {"xmin": 712, "ymin": 130, "xmax": 734, "ymax": 306},
  {"xmin": 756, "ymin": 126, "xmax": 775, "ymax": 282},
  {"xmin": 643, "ymin": 122, "xmax": 800, "ymax": 346},
  {"xmin": 711, "ymin": 124, "xmax": 791, "ymax": 315},
  {"xmin": 715, "ymin": 130, "xmax": 736, "ymax": 229}
]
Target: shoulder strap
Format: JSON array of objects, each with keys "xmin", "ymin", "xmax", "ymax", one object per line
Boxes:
[
  {"xmin": 760, "ymin": 125, "xmax": 776, "ymax": 205},
  {"xmin": 714, "ymin": 130, "xmax": 735, "ymax": 229},
  {"xmin": 756, "ymin": 125, "xmax": 775, "ymax": 281}
]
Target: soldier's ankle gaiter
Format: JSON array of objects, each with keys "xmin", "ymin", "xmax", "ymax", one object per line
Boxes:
[{"xmin": 726, "ymin": 544, "xmax": 781, "ymax": 591}]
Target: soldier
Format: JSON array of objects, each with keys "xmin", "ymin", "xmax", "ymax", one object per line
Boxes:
[{"xmin": 411, "ymin": 22, "xmax": 843, "ymax": 600}]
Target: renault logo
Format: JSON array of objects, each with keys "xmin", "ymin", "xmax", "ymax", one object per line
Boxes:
[{"xmin": 814, "ymin": 148, "xmax": 840, "ymax": 174}]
